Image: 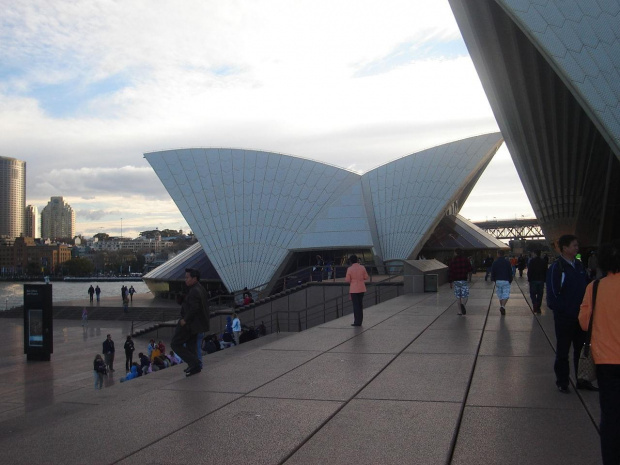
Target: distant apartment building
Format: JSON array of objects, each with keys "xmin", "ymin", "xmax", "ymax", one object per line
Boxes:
[
  {"xmin": 88, "ymin": 233, "xmax": 174, "ymax": 253},
  {"xmin": 41, "ymin": 196, "xmax": 75, "ymax": 240},
  {"xmin": 24, "ymin": 204, "xmax": 40, "ymax": 238},
  {"xmin": 0, "ymin": 236, "xmax": 71, "ymax": 275},
  {"xmin": 0, "ymin": 156, "xmax": 26, "ymax": 239}
]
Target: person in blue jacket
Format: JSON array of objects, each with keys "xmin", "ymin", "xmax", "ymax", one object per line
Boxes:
[
  {"xmin": 120, "ymin": 364, "xmax": 139, "ymax": 383},
  {"xmin": 546, "ymin": 234, "xmax": 595, "ymax": 393}
]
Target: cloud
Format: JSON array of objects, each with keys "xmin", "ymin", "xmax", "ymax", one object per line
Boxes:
[
  {"xmin": 75, "ymin": 209, "xmax": 121, "ymax": 221},
  {"xmin": 29, "ymin": 165, "xmax": 166, "ymax": 198}
]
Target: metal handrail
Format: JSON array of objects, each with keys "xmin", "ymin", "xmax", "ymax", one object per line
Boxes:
[
  {"xmin": 231, "ymin": 263, "xmax": 398, "ymax": 307},
  {"xmin": 231, "ymin": 271, "xmax": 404, "ymax": 333}
]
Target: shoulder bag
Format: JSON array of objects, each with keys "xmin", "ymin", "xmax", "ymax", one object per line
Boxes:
[{"xmin": 577, "ymin": 279, "xmax": 600, "ymax": 383}]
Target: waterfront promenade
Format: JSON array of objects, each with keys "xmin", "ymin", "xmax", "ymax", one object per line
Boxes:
[{"xmin": 0, "ymin": 275, "xmax": 602, "ymax": 464}]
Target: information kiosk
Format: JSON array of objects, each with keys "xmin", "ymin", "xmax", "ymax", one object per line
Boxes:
[{"xmin": 23, "ymin": 284, "xmax": 53, "ymax": 361}]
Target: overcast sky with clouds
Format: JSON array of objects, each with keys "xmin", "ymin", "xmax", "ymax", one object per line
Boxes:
[{"xmin": 0, "ymin": 0, "xmax": 534, "ymax": 239}]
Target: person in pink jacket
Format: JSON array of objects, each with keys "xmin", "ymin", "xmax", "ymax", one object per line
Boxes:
[{"xmin": 346, "ymin": 254, "xmax": 369, "ymax": 326}]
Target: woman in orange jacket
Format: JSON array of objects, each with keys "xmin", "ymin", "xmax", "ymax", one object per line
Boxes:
[{"xmin": 579, "ymin": 241, "xmax": 620, "ymax": 465}]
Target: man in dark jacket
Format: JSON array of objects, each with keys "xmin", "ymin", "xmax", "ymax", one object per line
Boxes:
[
  {"xmin": 546, "ymin": 234, "xmax": 594, "ymax": 392},
  {"xmin": 491, "ymin": 250, "xmax": 513, "ymax": 315},
  {"xmin": 483, "ymin": 255, "xmax": 494, "ymax": 281},
  {"xmin": 448, "ymin": 248, "xmax": 472, "ymax": 315},
  {"xmin": 124, "ymin": 336, "xmax": 135, "ymax": 372},
  {"xmin": 102, "ymin": 334, "xmax": 115, "ymax": 372},
  {"xmin": 527, "ymin": 250, "xmax": 547, "ymax": 314},
  {"xmin": 171, "ymin": 268, "xmax": 210, "ymax": 377}
]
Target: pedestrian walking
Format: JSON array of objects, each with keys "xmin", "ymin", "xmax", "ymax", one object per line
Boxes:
[
  {"xmin": 448, "ymin": 248, "xmax": 472, "ymax": 315},
  {"xmin": 171, "ymin": 268, "xmax": 210, "ymax": 377},
  {"xmin": 124, "ymin": 336, "xmax": 135, "ymax": 372},
  {"xmin": 527, "ymin": 250, "xmax": 547, "ymax": 314},
  {"xmin": 93, "ymin": 354, "xmax": 106, "ymax": 390},
  {"xmin": 579, "ymin": 240, "xmax": 620, "ymax": 464},
  {"xmin": 232, "ymin": 312, "xmax": 241, "ymax": 345},
  {"xmin": 491, "ymin": 250, "xmax": 513, "ymax": 315},
  {"xmin": 102, "ymin": 334, "xmax": 115, "ymax": 372},
  {"xmin": 547, "ymin": 234, "xmax": 592, "ymax": 393},
  {"xmin": 346, "ymin": 255, "xmax": 369, "ymax": 326}
]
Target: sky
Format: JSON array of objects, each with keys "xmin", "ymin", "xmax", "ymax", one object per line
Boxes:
[{"xmin": 0, "ymin": 0, "xmax": 534, "ymax": 239}]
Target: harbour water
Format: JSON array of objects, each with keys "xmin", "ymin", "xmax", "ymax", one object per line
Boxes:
[{"xmin": 0, "ymin": 280, "xmax": 150, "ymax": 311}]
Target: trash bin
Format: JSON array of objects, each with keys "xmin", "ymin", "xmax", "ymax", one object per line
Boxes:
[{"xmin": 424, "ymin": 274, "xmax": 438, "ymax": 293}]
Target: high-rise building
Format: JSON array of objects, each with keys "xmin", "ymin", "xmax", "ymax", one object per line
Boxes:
[
  {"xmin": 41, "ymin": 196, "xmax": 75, "ymax": 241},
  {"xmin": 0, "ymin": 156, "xmax": 26, "ymax": 239},
  {"xmin": 25, "ymin": 205, "xmax": 39, "ymax": 238}
]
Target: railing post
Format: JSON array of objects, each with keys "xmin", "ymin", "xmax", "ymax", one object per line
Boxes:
[{"xmin": 323, "ymin": 286, "xmax": 326, "ymax": 322}]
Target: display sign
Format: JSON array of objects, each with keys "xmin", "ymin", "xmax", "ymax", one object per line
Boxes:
[
  {"xmin": 23, "ymin": 285, "xmax": 53, "ymax": 361},
  {"xmin": 28, "ymin": 309, "xmax": 44, "ymax": 347}
]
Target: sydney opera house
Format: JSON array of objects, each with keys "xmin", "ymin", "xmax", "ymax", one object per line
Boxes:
[
  {"xmin": 144, "ymin": 0, "xmax": 620, "ymax": 295},
  {"xmin": 144, "ymin": 134, "xmax": 503, "ymax": 294}
]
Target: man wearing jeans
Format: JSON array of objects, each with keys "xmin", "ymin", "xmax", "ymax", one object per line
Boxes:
[
  {"xmin": 547, "ymin": 234, "xmax": 593, "ymax": 393},
  {"xmin": 527, "ymin": 250, "xmax": 547, "ymax": 314},
  {"xmin": 491, "ymin": 250, "xmax": 512, "ymax": 315},
  {"xmin": 171, "ymin": 268, "xmax": 210, "ymax": 377},
  {"xmin": 448, "ymin": 249, "xmax": 472, "ymax": 315}
]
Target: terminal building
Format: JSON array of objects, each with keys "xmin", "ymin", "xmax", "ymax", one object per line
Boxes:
[{"xmin": 144, "ymin": 133, "xmax": 505, "ymax": 295}]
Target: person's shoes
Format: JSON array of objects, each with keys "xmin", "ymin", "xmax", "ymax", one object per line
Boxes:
[
  {"xmin": 110, "ymin": 368, "xmax": 115, "ymax": 372},
  {"xmin": 460, "ymin": 304, "xmax": 467, "ymax": 315},
  {"xmin": 576, "ymin": 380, "xmax": 599, "ymax": 391},
  {"xmin": 185, "ymin": 367, "xmax": 201, "ymax": 377},
  {"xmin": 557, "ymin": 384, "xmax": 570, "ymax": 393},
  {"xmin": 457, "ymin": 311, "xmax": 462, "ymax": 315},
  {"xmin": 183, "ymin": 366, "xmax": 191, "ymax": 373},
  {"xmin": 499, "ymin": 307, "xmax": 506, "ymax": 315},
  {"xmin": 351, "ymin": 323, "xmax": 361, "ymax": 326}
]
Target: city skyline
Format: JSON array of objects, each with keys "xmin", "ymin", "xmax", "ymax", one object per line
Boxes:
[{"xmin": 1, "ymin": 1, "xmax": 534, "ymax": 239}]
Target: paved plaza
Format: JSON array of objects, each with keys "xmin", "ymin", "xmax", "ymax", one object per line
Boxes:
[{"xmin": 0, "ymin": 275, "xmax": 603, "ymax": 464}]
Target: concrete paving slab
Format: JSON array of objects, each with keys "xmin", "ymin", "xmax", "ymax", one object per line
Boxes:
[
  {"xmin": 427, "ymin": 313, "xmax": 487, "ymax": 331},
  {"xmin": 452, "ymin": 406, "xmax": 602, "ymax": 465},
  {"xmin": 479, "ymin": 326, "xmax": 553, "ymax": 357},
  {"xmin": 250, "ymin": 352, "xmax": 394, "ymax": 401},
  {"xmin": 162, "ymin": 349, "xmax": 322, "ymax": 394},
  {"xmin": 399, "ymin": 305, "xmax": 450, "ymax": 316},
  {"xmin": 260, "ymin": 326, "xmax": 357, "ymax": 351},
  {"xmin": 484, "ymin": 314, "xmax": 541, "ymax": 331},
  {"xmin": 467, "ymin": 355, "xmax": 585, "ymax": 409},
  {"xmin": 328, "ymin": 328, "xmax": 420, "ymax": 354},
  {"xmin": 0, "ymin": 389, "xmax": 240, "ymax": 465},
  {"xmin": 285, "ymin": 399, "xmax": 461, "ymax": 465},
  {"xmin": 358, "ymin": 353, "xmax": 475, "ymax": 402},
  {"xmin": 316, "ymin": 310, "xmax": 401, "ymax": 329},
  {"xmin": 369, "ymin": 313, "xmax": 437, "ymax": 331},
  {"xmin": 405, "ymin": 329, "xmax": 483, "ymax": 355},
  {"xmin": 117, "ymin": 397, "xmax": 343, "ymax": 465}
]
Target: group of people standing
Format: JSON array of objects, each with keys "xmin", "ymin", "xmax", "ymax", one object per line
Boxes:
[
  {"xmin": 450, "ymin": 237, "xmax": 620, "ymax": 464},
  {"xmin": 87, "ymin": 285, "xmax": 101, "ymax": 302}
]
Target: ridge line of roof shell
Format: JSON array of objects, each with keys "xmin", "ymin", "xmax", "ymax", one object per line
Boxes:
[
  {"xmin": 143, "ymin": 132, "xmax": 503, "ymax": 177},
  {"xmin": 144, "ymin": 147, "xmax": 361, "ymax": 176}
]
